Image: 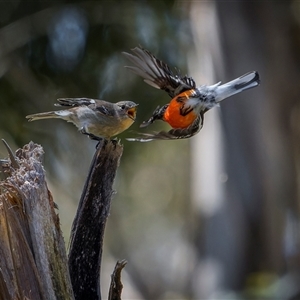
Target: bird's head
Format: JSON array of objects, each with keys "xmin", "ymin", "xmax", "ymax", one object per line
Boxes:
[{"xmin": 117, "ymin": 101, "xmax": 138, "ymax": 120}]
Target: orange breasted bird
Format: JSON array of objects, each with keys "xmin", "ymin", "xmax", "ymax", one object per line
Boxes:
[
  {"xmin": 26, "ymin": 98, "xmax": 138, "ymax": 140},
  {"xmin": 123, "ymin": 46, "xmax": 260, "ymax": 141}
]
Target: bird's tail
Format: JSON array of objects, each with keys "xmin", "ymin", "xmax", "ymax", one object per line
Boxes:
[
  {"xmin": 26, "ymin": 110, "xmax": 71, "ymax": 122},
  {"xmin": 214, "ymin": 71, "xmax": 260, "ymax": 102}
]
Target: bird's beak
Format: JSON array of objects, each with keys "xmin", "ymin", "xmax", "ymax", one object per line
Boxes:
[{"xmin": 127, "ymin": 106, "xmax": 138, "ymax": 120}]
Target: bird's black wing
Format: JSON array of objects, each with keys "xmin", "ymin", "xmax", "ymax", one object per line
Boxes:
[
  {"xmin": 123, "ymin": 46, "xmax": 196, "ymax": 98},
  {"xmin": 55, "ymin": 98, "xmax": 97, "ymax": 107},
  {"xmin": 127, "ymin": 114, "xmax": 203, "ymax": 142},
  {"xmin": 56, "ymin": 98, "xmax": 117, "ymax": 117}
]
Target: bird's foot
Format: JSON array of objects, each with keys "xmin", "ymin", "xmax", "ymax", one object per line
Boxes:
[
  {"xmin": 80, "ymin": 127, "xmax": 103, "ymax": 141},
  {"xmin": 140, "ymin": 105, "xmax": 168, "ymax": 128},
  {"xmin": 110, "ymin": 137, "xmax": 121, "ymax": 146}
]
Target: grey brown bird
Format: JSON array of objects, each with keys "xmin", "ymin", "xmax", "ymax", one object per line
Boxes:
[
  {"xmin": 123, "ymin": 46, "xmax": 260, "ymax": 141},
  {"xmin": 26, "ymin": 98, "xmax": 138, "ymax": 140}
]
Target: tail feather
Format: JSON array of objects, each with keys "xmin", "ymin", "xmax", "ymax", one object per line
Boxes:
[
  {"xmin": 215, "ymin": 71, "xmax": 260, "ymax": 102},
  {"xmin": 26, "ymin": 110, "xmax": 71, "ymax": 122}
]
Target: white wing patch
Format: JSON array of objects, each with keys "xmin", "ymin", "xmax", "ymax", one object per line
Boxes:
[{"xmin": 55, "ymin": 110, "xmax": 72, "ymax": 117}]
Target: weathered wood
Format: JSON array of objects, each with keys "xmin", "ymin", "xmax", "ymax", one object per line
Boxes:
[
  {"xmin": 68, "ymin": 140, "xmax": 123, "ymax": 300},
  {"xmin": 0, "ymin": 139, "xmax": 127, "ymax": 300},
  {"xmin": 0, "ymin": 141, "xmax": 74, "ymax": 300}
]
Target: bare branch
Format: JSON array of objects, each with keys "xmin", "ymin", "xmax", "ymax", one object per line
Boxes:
[{"xmin": 68, "ymin": 140, "xmax": 123, "ymax": 300}]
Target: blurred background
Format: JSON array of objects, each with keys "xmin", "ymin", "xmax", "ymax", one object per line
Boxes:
[{"xmin": 0, "ymin": 1, "xmax": 299, "ymax": 299}]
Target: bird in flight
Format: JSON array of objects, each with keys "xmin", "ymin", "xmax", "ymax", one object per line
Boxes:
[
  {"xmin": 123, "ymin": 46, "xmax": 260, "ymax": 141},
  {"xmin": 26, "ymin": 98, "xmax": 138, "ymax": 140}
]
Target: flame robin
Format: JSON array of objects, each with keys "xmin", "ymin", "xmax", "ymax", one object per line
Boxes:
[
  {"xmin": 26, "ymin": 98, "xmax": 138, "ymax": 140},
  {"xmin": 123, "ymin": 46, "xmax": 260, "ymax": 141}
]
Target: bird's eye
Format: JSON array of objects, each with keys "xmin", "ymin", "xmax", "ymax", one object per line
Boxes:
[{"xmin": 120, "ymin": 104, "xmax": 126, "ymax": 110}]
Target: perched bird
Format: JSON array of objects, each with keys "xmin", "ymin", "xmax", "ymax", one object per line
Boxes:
[
  {"xmin": 123, "ymin": 46, "xmax": 260, "ymax": 141},
  {"xmin": 26, "ymin": 98, "xmax": 138, "ymax": 140}
]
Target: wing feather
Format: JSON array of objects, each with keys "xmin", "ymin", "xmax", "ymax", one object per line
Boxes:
[
  {"xmin": 127, "ymin": 114, "xmax": 203, "ymax": 142},
  {"xmin": 55, "ymin": 98, "xmax": 96, "ymax": 107},
  {"xmin": 123, "ymin": 46, "xmax": 196, "ymax": 98}
]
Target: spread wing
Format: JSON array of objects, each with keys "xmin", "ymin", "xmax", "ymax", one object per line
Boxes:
[
  {"xmin": 126, "ymin": 114, "xmax": 203, "ymax": 142},
  {"xmin": 123, "ymin": 46, "xmax": 196, "ymax": 98}
]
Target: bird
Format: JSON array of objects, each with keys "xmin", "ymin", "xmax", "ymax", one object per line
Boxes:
[
  {"xmin": 122, "ymin": 46, "xmax": 260, "ymax": 141},
  {"xmin": 26, "ymin": 98, "xmax": 138, "ymax": 140}
]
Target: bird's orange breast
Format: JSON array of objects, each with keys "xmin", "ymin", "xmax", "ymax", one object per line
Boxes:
[{"xmin": 163, "ymin": 93, "xmax": 197, "ymax": 129}]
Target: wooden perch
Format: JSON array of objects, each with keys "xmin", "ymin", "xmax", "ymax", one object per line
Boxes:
[
  {"xmin": 0, "ymin": 141, "xmax": 74, "ymax": 300},
  {"xmin": 68, "ymin": 139, "xmax": 124, "ymax": 300}
]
